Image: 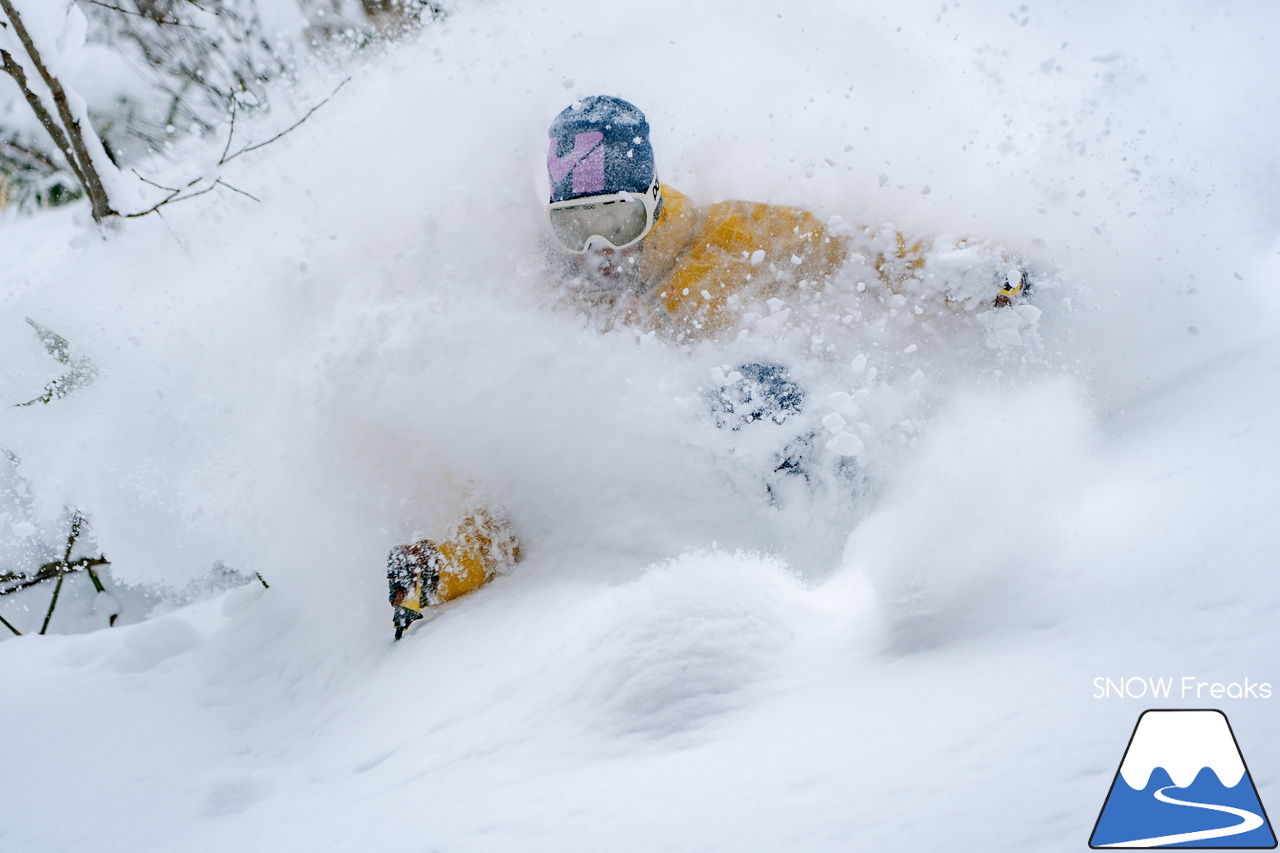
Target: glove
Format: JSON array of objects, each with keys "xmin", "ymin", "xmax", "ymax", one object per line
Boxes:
[
  {"xmin": 386, "ymin": 508, "xmax": 520, "ymax": 640},
  {"xmin": 994, "ymin": 268, "xmax": 1031, "ymax": 308},
  {"xmin": 387, "ymin": 540, "xmax": 439, "ymax": 639}
]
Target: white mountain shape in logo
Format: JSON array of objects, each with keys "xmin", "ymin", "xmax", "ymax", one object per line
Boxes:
[{"xmin": 1120, "ymin": 710, "xmax": 1246, "ymax": 790}]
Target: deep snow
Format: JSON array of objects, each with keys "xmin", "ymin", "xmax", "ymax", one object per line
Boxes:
[{"xmin": 2, "ymin": 1, "xmax": 1279, "ymax": 850}]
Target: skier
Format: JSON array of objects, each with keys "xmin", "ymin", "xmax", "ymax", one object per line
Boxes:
[
  {"xmin": 387, "ymin": 95, "xmax": 1031, "ymax": 638},
  {"xmin": 543, "ymin": 96, "xmax": 1027, "ymax": 336}
]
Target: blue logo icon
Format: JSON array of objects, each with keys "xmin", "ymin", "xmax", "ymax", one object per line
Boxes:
[{"xmin": 1091, "ymin": 709, "xmax": 1276, "ymax": 848}]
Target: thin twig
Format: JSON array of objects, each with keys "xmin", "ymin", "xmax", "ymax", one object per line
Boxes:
[
  {"xmin": 215, "ymin": 179, "xmax": 260, "ymax": 203},
  {"xmin": 131, "ymin": 168, "xmax": 181, "ymax": 194},
  {"xmin": 221, "ymin": 77, "xmax": 350, "ymax": 164},
  {"xmin": 39, "ymin": 568, "xmax": 64, "ymax": 634},
  {"xmin": 0, "ymin": 136, "xmax": 58, "ymax": 170},
  {"xmin": 219, "ymin": 97, "xmax": 238, "ymax": 165},
  {"xmin": 124, "ymin": 179, "xmax": 217, "ymax": 217},
  {"xmin": 152, "ymin": 208, "xmax": 193, "ymax": 256},
  {"xmin": 74, "ymin": 0, "xmax": 198, "ymax": 28},
  {"xmin": 0, "ymin": 558, "xmax": 109, "ymax": 597},
  {"xmin": 85, "ymin": 565, "xmax": 106, "ymax": 594},
  {"xmin": 28, "ymin": 512, "xmax": 98, "ymax": 634},
  {"xmin": 64, "ymin": 512, "xmax": 83, "ymax": 563},
  {"xmin": 0, "ymin": 611, "xmax": 20, "ymax": 636}
]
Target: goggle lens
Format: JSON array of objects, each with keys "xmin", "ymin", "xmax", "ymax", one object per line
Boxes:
[{"xmin": 548, "ymin": 194, "xmax": 652, "ymax": 253}]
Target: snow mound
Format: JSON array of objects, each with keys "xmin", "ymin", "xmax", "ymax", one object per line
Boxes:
[
  {"xmin": 843, "ymin": 378, "xmax": 1095, "ymax": 649},
  {"xmin": 570, "ymin": 550, "xmax": 807, "ymax": 736}
]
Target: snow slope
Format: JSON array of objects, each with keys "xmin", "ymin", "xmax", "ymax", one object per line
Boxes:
[{"xmin": 2, "ymin": 1, "xmax": 1280, "ymax": 850}]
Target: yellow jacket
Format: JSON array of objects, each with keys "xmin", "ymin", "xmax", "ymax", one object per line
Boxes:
[{"xmin": 634, "ymin": 185, "xmax": 848, "ymax": 337}]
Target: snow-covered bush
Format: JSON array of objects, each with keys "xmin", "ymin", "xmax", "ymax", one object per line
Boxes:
[{"xmin": 0, "ymin": 0, "xmax": 445, "ymax": 214}]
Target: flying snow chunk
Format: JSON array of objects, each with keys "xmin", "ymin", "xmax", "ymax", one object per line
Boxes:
[
  {"xmin": 825, "ymin": 432, "xmax": 863, "ymax": 457},
  {"xmin": 827, "ymin": 391, "xmax": 857, "ymax": 418},
  {"xmin": 821, "ymin": 413, "xmax": 847, "ymax": 434}
]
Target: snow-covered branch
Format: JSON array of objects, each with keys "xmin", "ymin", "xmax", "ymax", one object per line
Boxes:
[{"xmin": 0, "ymin": 0, "xmax": 118, "ymax": 219}]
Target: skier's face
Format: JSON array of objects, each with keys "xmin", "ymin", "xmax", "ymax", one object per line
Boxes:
[{"xmin": 576, "ymin": 237, "xmax": 643, "ymax": 291}]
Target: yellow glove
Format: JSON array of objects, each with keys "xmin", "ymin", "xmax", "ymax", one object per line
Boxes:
[
  {"xmin": 386, "ymin": 508, "xmax": 520, "ymax": 640},
  {"xmin": 994, "ymin": 268, "xmax": 1030, "ymax": 308}
]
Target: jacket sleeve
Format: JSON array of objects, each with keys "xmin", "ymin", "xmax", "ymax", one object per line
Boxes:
[
  {"xmin": 879, "ymin": 229, "xmax": 1030, "ymax": 310},
  {"xmin": 651, "ymin": 200, "xmax": 848, "ymax": 337},
  {"xmin": 433, "ymin": 508, "xmax": 520, "ymax": 602}
]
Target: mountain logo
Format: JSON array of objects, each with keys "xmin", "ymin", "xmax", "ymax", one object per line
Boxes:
[{"xmin": 1090, "ymin": 709, "xmax": 1277, "ymax": 848}]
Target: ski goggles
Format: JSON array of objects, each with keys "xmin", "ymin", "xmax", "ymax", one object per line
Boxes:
[{"xmin": 546, "ymin": 176, "xmax": 661, "ymax": 253}]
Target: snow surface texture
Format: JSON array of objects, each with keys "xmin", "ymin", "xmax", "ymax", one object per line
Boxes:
[{"xmin": 2, "ymin": 0, "xmax": 1280, "ymax": 850}]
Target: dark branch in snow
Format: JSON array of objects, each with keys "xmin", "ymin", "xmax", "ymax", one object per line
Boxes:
[
  {"xmin": 131, "ymin": 168, "xmax": 181, "ymax": 194},
  {"xmin": 74, "ymin": 0, "xmax": 199, "ymax": 29},
  {"xmin": 123, "ymin": 176, "xmax": 215, "ymax": 217},
  {"xmin": 0, "ymin": 0, "xmax": 117, "ymax": 220},
  {"xmin": 215, "ymin": 178, "xmax": 260, "ymax": 203},
  {"xmin": 124, "ymin": 173, "xmax": 259, "ymax": 217},
  {"xmin": 0, "ymin": 135, "xmax": 58, "ymax": 171},
  {"xmin": 221, "ymin": 77, "xmax": 350, "ymax": 164},
  {"xmin": 37, "ymin": 512, "xmax": 103, "ymax": 635},
  {"xmin": 219, "ymin": 97, "xmax": 239, "ymax": 165},
  {"xmin": 0, "ymin": 48, "xmax": 90, "ymax": 193},
  {"xmin": 1, "ymin": 556, "xmax": 109, "ymax": 597},
  {"xmin": 123, "ymin": 78, "xmax": 344, "ymax": 216}
]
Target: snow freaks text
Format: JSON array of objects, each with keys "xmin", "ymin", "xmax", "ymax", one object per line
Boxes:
[{"xmin": 1093, "ymin": 677, "xmax": 1273, "ymax": 701}]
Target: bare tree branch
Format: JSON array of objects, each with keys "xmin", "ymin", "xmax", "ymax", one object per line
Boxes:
[
  {"xmin": 3, "ymin": 6, "xmax": 347, "ymax": 223},
  {"xmin": 124, "ymin": 177, "xmax": 215, "ymax": 217},
  {"xmin": 221, "ymin": 77, "xmax": 350, "ymax": 164},
  {"xmin": 1, "ymin": 557, "xmax": 110, "ymax": 597},
  {"xmin": 219, "ymin": 96, "xmax": 238, "ymax": 164},
  {"xmin": 214, "ymin": 178, "xmax": 259, "ymax": 203},
  {"xmin": 131, "ymin": 168, "xmax": 180, "ymax": 194},
  {"xmin": 0, "ymin": 0, "xmax": 117, "ymax": 219},
  {"xmin": 74, "ymin": 0, "xmax": 198, "ymax": 29},
  {"xmin": 0, "ymin": 136, "xmax": 58, "ymax": 171},
  {"xmin": 0, "ymin": 48, "xmax": 88, "ymax": 191}
]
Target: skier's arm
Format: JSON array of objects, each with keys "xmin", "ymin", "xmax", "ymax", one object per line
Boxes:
[{"xmin": 386, "ymin": 507, "xmax": 520, "ymax": 639}]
